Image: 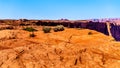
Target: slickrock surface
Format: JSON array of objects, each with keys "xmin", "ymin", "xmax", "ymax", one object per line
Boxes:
[{"xmin": 0, "ymin": 27, "xmax": 120, "ymax": 68}]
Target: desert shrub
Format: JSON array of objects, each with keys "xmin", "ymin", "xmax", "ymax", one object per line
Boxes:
[
  {"xmin": 57, "ymin": 25, "xmax": 64, "ymax": 31},
  {"xmin": 29, "ymin": 33, "xmax": 36, "ymax": 37},
  {"xmin": 42, "ymin": 26, "xmax": 51, "ymax": 33},
  {"xmin": 53, "ymin": 27, "xmax": 59, "ymax": 32},
  {"xmin": 53, "ymin": 25, "xmax": 65, "ymax": 32},
  {"xmin": 88, "ymin": 32, "xmax": 93, "ymax": 35},
  {"xmin": 23, "ymin": 27, "xmax": 37, "ymax": 37},
  {"xmin": 23, "ymin": 27, "xmax": 37, "ymax": 32}
]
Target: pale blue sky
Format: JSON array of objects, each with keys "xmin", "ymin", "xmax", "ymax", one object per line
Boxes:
[{"xmin": 0, "ymin": 0, "xmax": 120, "ymax": 20}]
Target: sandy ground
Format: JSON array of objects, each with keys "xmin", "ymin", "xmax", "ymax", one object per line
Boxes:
[{"xmin": 0, "ymin": 27, "xmax": 119, "ymax": 68}]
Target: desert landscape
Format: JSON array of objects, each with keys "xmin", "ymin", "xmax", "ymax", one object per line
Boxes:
[
  {"xmin": 1, "ymin": 0, "xmax": 120, "ymax": 67},
  {"xmin": 0, "ymin": 19, "xmax": 119, "ymax": 68}
]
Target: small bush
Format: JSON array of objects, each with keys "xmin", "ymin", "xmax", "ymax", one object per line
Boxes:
[
  {"xmin": 29, "ymin": 33, "xmax": 36, "ymax": 37},
  {"xmin": 88, "ymin": 32, "xmax": 93, "ymax": 35},
  {"xmin": 57, "ymin": 25, "xmax": 64, "ymax": 31},
  {"xmin": 42, "ymin": 26, "xmax": 51, "ymax": 33},
  {"xmin": 23, "ymin": 27, "xmax": 37, "ymax": 32},
  {"xmin": 23, "ymin": 27, "xmax": 37, "ymax": 37},
  {"xmin": 53, "ymin": 28, "xmax": 58, "ymax": 32},
  {"xmin": 53, "ymin": 25, "xmax": 65, "ymax": 32}
]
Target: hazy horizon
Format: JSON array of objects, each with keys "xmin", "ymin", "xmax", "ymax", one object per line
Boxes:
[{"xmin": 0, "ymin": 0, "xmax": 120, "ymax": 20}]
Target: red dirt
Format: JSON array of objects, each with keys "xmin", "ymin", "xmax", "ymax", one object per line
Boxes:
[{"xmin": 0, "ymin": 27, "xmax": 119, "ymax": 68}]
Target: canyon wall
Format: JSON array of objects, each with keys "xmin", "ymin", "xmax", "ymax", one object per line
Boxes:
[{"xmin": 110, "ymin": 23, "xmax": 120, "ymax": 41}]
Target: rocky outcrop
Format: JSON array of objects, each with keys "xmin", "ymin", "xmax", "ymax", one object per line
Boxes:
[{"xmin": 110, "ymin": 23, "xmax": 120, "ymax": 41}]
